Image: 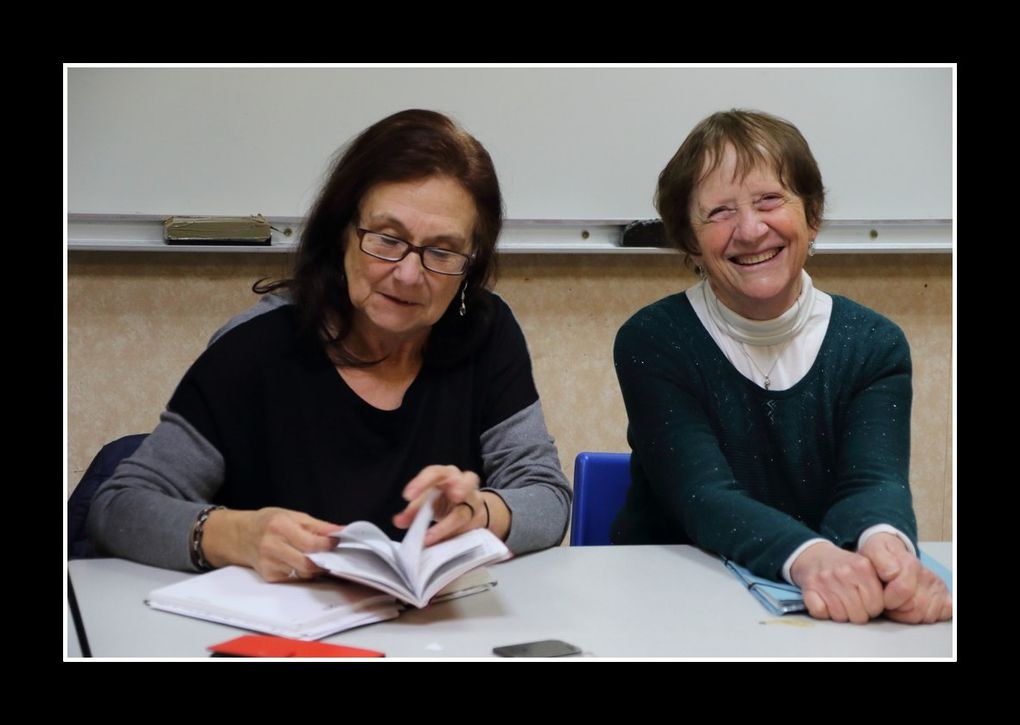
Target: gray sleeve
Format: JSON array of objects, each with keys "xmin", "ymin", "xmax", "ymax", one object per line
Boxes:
[
  {"xmin": 86, "ymin": 410, "xmax": 225, "ymax": 571},
  {"xmin": 208, "ymin": 291, "xmax": 292, "ymax": 347},
  {"xmin": 480, "ymin": 400, "xmax": 572, "ymax": 555}
]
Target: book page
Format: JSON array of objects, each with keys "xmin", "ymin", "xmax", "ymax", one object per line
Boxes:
[
  {"xmin": 308, "ymin": 547, "xmax": 413, "ymax": 600},
  {"xmin": 418, "ymin": 529, "xmax": 511, "ymax": 602},
  {"xmin": 333, "ymin": 521, "xmax": 400, "ymax": 569},
  {"xmin": 396, "ymin": 489, "xmax": 439, "ymax": 581}
]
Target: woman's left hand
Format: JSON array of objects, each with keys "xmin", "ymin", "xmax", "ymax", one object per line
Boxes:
[
  {"xmin": 393, "ymin": 465, "xmax": 487, "ymax": 546},
  {"xmin": 858, "ymin": 533, "xmax": 953, "ymax": 623}
]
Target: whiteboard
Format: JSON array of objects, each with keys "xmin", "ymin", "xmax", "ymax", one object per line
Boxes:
[{"xmin": 68, "ymin": 67, "xmax": 951, "ymax": 222}]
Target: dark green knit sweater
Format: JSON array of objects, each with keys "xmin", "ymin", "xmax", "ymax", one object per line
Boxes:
[{"xmin": 612, "ymin": 292, "xmax": 918, "ymax": 581}]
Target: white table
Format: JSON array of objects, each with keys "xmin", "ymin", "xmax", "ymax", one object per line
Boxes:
[{"xmin": 67, "ymin": 543, "xmax": 952, "ymax": 658}]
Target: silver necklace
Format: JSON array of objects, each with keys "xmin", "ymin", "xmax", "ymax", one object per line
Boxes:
[
  {"xmin": 736, "ymin": 339, "xmax": 787, "ymax": 390},
  {"xmin": 704, "ymin": 284, "xmax": 802, "ymax": 391}
]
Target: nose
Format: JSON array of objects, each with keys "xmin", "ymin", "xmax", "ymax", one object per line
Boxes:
[
  {"xmin": 391, "ymin": 247, "xmax": 427, "ymax": 284},
  {"xmin": 733, "ymin": 206, "xmax": 769, "ymax": 242}
]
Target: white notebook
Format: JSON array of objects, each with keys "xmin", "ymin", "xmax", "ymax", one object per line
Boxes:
[{"xmin": 146, "ymin": 565, "xmax": 400, "ymax": 641}]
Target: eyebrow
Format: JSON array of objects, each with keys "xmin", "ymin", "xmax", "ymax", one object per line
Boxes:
[{"xmin": 362, "ymin": 212, "xmax": 470, "ymax": 249}]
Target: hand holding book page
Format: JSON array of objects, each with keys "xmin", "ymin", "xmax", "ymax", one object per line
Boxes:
[{"xmin": 308, "ymin": 490, "xmax": 511, "ymax": 608}]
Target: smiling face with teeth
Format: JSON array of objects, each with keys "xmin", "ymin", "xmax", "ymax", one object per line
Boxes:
[{"xmin": 690, "ymin": 144, "xmax": 817, "ymax": 320}]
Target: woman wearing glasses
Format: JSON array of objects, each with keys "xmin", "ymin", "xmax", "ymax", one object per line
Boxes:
[
  {"xmin": 613, "ymin": 110, "xmax": 950, "ymax": 624},
  {"xmin": 88, "ymin": 110, "xmax": 571, "ymax": 581}
]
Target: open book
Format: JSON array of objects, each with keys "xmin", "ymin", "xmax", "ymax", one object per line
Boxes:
[{"xmin": 308, "ymin": 491, "xmax": 511, "ymax": 608}]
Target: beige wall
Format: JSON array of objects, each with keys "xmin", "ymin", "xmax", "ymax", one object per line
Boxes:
[{"xmin": 67, "ymin": 252, "xmax": 953, "ymax": 540}]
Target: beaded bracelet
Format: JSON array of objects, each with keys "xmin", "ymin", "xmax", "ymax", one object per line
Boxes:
[{"xmin": 190, "ymin": 505, "xmax": 224, "ymax": 571}]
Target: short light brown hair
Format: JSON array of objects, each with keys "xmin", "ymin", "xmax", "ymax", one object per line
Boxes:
[{"xmin": 655, "ymin": 109, "xmax": 825, "ymax": 260}]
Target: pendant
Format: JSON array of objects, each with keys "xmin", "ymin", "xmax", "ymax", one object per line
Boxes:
[{"xmin": 764, "ymin": 376, "xmax": 771, "ymax": 391}]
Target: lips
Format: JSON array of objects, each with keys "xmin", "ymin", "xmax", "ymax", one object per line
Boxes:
[
  {"xmin": 379, "ymin": 292, "xmax": 421, "ymax": 306},
  {"xmin": 730, "ymin": 247, "xmax": 782, "ymax": 266}
]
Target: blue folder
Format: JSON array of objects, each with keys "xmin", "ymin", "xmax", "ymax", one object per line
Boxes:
[{"xmin": 725, "ymin": 550, "xmax": 952, "ymax": 616}]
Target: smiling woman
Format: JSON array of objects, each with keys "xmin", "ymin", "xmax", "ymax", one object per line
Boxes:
[
  {"xmin": 87, "ymin": 110, "xmax": 572, "ymax": 583},
  {"xmin": 613, "ymin": 109, "xmax": 951, "ymax": 626},
  {"xmin": 689, "ymin": 152, "xmax": 814, "ymax": 321}
]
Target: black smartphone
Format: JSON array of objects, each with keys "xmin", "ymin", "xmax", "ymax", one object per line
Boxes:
[{"xmin": 492, "ymin": 639, "xmax": 582, "ymax": 657}]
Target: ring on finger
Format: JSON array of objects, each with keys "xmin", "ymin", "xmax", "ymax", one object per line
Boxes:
[{"xmin": 288, "ymin": 568, "xmax": 299, "ymax": 579}]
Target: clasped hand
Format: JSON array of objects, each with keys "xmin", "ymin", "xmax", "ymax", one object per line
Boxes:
[{"xmin": 791, "ymin": 534, "xmax": 952, "ymax": 624}]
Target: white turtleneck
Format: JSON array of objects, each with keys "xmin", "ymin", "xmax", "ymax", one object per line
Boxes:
[
  {"xmin": 689, "ymin": 270, "xmax": 828, "ymax": 392},
  {"xmin": 687, "ymin": 271, "xmax": 915, "ymax": 583}
]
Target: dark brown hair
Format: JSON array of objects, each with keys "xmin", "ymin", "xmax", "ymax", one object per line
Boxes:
[
  {"xmin": 655, "ymin": 109, "xmax": 825, "ymax": 261},
  {"xmin": 257, "ymin": 109, "xmax": 504, "ymax": 367}
]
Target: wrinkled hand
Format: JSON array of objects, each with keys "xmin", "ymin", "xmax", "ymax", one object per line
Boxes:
[
  {"xmin": 393, "ymin": 465, "xmax": 486, "ymax": 547},
  {"xmin": 858, "ymin": 533, "xmax": 952, "ymax": 624},
  {"xmin": 206, "ymin": 507, "xmax": 341, "ymax": 583},
  {"xmin": 790, "ymin": 541, "xmax": 886, "ymax": 624}
]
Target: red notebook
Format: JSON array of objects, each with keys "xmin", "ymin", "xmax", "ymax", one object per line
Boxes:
[{"xmin": 209, "ymin": 635, "xmax": 384, "ymax": 658}]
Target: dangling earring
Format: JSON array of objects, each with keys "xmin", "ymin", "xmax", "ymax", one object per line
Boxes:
[
  {"xmin": 459, "ymin": 283, "xmax": 467, "ymax": 317},
  {"xmin": 695, "ymin": 265, "xmax": 707, "ymax": 280},
  {"xmin": 808, "ymin": 239, "xmax": 816, "ymax": 257}
]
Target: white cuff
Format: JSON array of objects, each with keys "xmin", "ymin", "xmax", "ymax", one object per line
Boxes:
[{"xmin": 858, "ymin": 525, "xmax": 916, "ymax": 557}]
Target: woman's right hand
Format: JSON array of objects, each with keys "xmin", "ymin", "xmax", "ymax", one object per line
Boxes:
[
  {"xmin": 790, "ymin": 541, "xmax": 886, "ymax": 624},
  {"xmin": 202, "ymin": 507, "xmax": 342, "ymax": 582}
]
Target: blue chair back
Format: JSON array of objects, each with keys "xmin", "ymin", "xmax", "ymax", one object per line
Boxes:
[
  {"xmin": 68, "ymin": 434, "xmax": 148, "ymax": 559},
  {"xmin": 570, "ymin": 452, "xmax": 632, "ymax": 546}
]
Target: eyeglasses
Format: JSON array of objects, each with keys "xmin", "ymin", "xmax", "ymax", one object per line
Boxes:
[{"xmin": 355, "ymin": 228, "xmax": 472, "ymax": 276}]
